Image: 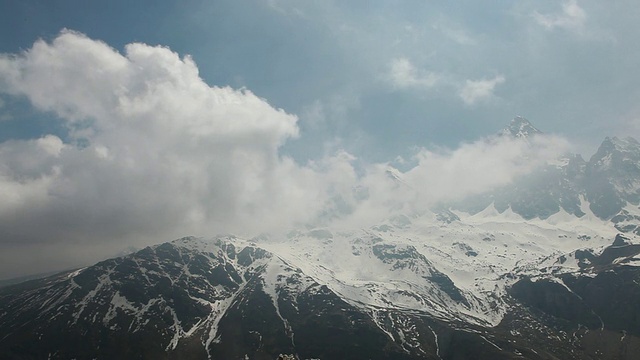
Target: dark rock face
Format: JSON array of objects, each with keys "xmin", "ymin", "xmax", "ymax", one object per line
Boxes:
[
  {"xmin": 507, "ymin": 237, "xmax": 640, "ymax": 360},
  {"xmin": 510, "ymin": 278, "xmax": 603, "ymax": 329},
  {"xmin": 612, "ymin": 234, "xmax": 632, "ymax": 247},
  {"xmin": 507, "ymin": 267, "xmax": 640, "ymax": 360}
]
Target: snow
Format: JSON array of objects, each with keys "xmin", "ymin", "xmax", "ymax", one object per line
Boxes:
[
  {"xmin": 203, "ymin": 287, "xmax": 244, "ymax": 355},
  {"xmin": 243, "ymin": 197, "xmax": 620, "ymax": 328},
  {"xmin": 260, "ymin": 261, "xmax": 297, "ymax": 346},
  {"xmin": 102, "ymin": 291, "xmax": 138, "ymax": 327},
  {"xmin": 428, "ymin": 325, "xmax": 442, "ymax": 359},
  {"xmin": 165, "ymin": 306, "xmax": 183, "ymax": 351},
  {"xmin": 479, "ymin": 334, "xmax": 502, "ymax": 350},
  {"xmin": 366, "ymin": 309, "xmax": 396, "ymax": 341},
  {"xmin": 545, "ymin": 207, "xmax": 580, "ymax": 225},
  {"xmin": 66, "ymin": 268, "xmax": 86, "ymax": 279},
  {"xmin": 73, "ymin": 271, "xmax": 114, "ymax": 323},
  {"xmin": 501, "ymin": 116, "xmax": 541, "ymax": 138}
]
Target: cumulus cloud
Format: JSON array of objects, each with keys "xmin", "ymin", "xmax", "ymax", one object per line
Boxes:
[
  {"xmin": 388, "ymin": 57, "xmax": 505, "ymax": 105},
  {"xmin": 459, "ymin": 75, "xmax": 505, "ymax": 105},
  {"xmin": 0, "ymin": 31, "xmax": 569, "ymax": 279},
  {"xmin": 402, "ymin": 135, "xmax": 569, "ymax": 203},
  {"xmin": 389, "ymin": 58, "xmax": 506, "ymax": 106},
  {"xmin": 0, "ymin": 30, "xmax": 355, "ymax": 277},
  {"xmin": 533, "ymin": 0, "xmax": 587, "ymax": 33},
  {"xmin": 388, "ymin": 57, "xmax": 441, "ymax": 89}
]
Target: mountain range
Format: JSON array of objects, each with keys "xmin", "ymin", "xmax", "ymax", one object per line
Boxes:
[{"xmin": 2, "ymin": 117, "xmax": 640, "ymax": 359}]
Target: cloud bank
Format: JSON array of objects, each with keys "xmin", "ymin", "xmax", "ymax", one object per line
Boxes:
[
  {"xmin": 0, "ymin": 31, "xmax": 568, "ymax": 278},
  {"xmin": 459, "ymin": 75, "xmax": 505, "ymax": 106},
  {"xmin": 389, "ymin": 58, "xmax": 441, "ymax": 90},
  {"xmin": 533, "ymin": 0, "xmax": 587, "ymax": 33}
]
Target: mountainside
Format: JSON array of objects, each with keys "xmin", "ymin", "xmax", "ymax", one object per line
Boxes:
[
  {"xmin": 456, "ymin": 117, "xmax": 640, "ymax": 226},
  {"xmin": 2, "ymin": 118, "xmax": 640, "ymax": 359},
  {"xmin": 500, "ymin": 116, "xmax": 543, "ymax": 139},
  {"xmin": 2, "ymin": 228, "xmax": 640, "ymax": 359}
]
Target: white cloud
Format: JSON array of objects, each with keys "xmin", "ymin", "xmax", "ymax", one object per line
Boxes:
[
  {"xmin": 0, "ymin": 31, "xmax": 570, "ymax": 279},
  {"xmin": 402, "ymin": 135, "xmax": 569, "ymax": 203},
  {"xmin": 459, "ymin": 75, "xmax": 505, "ymax": 105},
  {"xmin": 328, "ymin": 134, "xmax": 570, "ymax": 229},
  {"xmin": 388, "ymin": 57, "xmax": 441, "ymax": 89},
  {"xmin": 0, "ymin": 30, "xmax": 357, "ymax": 276},
  {"xmin": 389, "ymin": 59, "xmax": 506, "ymax": 107},
  {"xmin": 36, "ymin": 134, "xmax": 65, "ymax": 156},
  {"xmin": 533, "ymin": 0, "xmax": 587, "ymax": 32}
]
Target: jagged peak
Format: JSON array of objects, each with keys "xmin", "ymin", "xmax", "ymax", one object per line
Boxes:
[
  {"xmin": 500, "ymin": 116, "xmax": 542, "ymax": 139},
  {"xmin": 601, "ymin": 136, "xmax": 640, "ymax": 151},
  {"xmin": 589, "ymin": 135, "xmax": 640, "ymax": 175},
  {"xmin": 592, "ymin": 136, "xmax": 640, "ymax": 162}
]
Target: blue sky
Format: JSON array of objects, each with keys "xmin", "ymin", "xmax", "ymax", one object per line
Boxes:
[{"xmin": 0, "ymin": 0, "xmax": 639, "ymax": 278}]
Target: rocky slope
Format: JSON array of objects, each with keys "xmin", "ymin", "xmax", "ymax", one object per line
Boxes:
[{"xmin": 2, "ymin": 225, "xmax": 640, "ymax": 359}]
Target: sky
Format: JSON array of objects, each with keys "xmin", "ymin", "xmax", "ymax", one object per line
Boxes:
[{"xmin": 0, "ymin": 0, "xmax": 639, "ymax": 279}]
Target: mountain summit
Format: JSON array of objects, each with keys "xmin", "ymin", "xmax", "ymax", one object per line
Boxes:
[
  {"xmin": 590, "ymin": 136, "xmax": 640, "ymax": 172},
  {"xmin": 500, "ymin": 116, "xmax": 542, "ymax": 138},
  {"xmin": 586, "ymin": 135, "xmax": 640, "ymax": 219}
]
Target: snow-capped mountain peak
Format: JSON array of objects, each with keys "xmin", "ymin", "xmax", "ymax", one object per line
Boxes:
[
  {"xmin": 500, "ymin": 116, "xmax": 542, "ymax": 139},
  {"xmin": 603, "ymin": 136, "xmax": 640, "ymax": 151},
  {"xmin": 590, "ymin": 136, "xmax": 640, "ymax": 170}
]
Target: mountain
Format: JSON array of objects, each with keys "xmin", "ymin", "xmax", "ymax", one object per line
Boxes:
[
  {"xmin": 455, "ymin": 152, "xmax": 587, "ymax": 219},
  {"xmin": 499, "ymin": 116, "xmax": 542, "ymax": 139},
  {"xmin": 2, "ymin": 228, "xmax": 639, "ymax": 359},
  {"xmin": 457, "ymin": 119, "xmax": 640, "ymax": 229},
  {"xmin": 2, "ymin": 118, "xmax": 640, "ymax": 359},
  {"xmin": 586, "ymin": 137, "xmax": 640, "ymax": 220}
]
